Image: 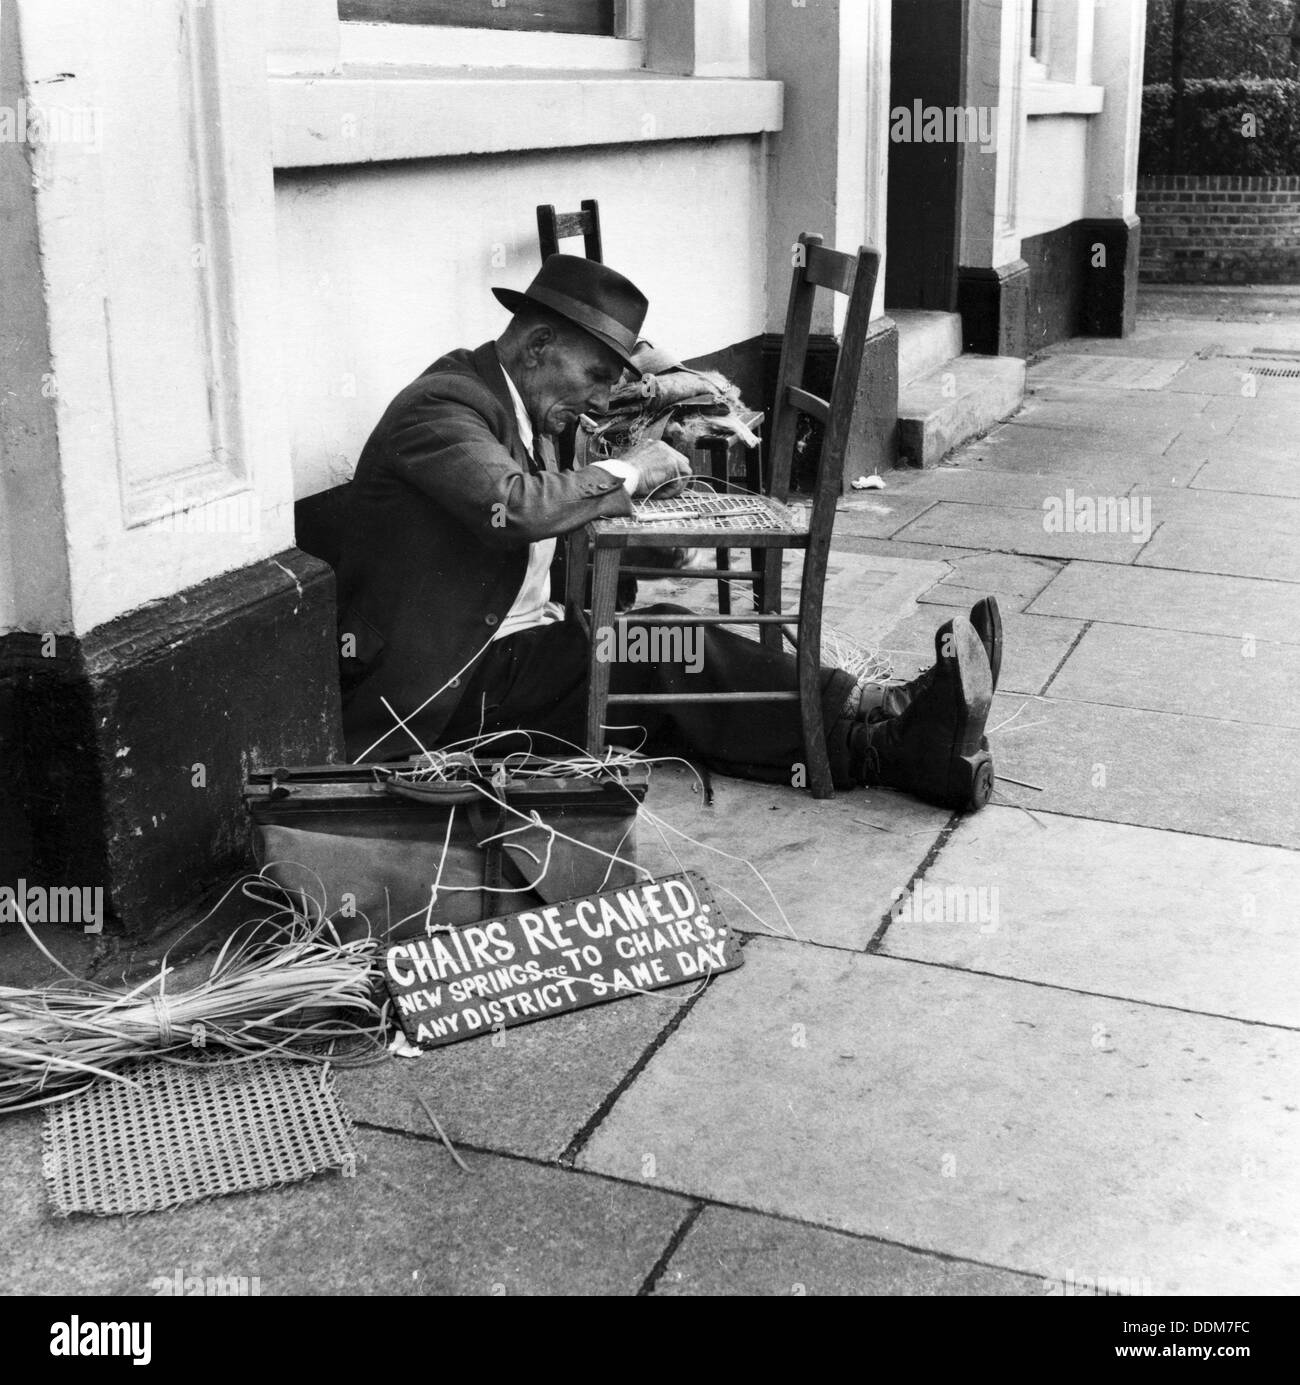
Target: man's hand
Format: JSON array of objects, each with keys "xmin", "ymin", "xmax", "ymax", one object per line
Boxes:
[{"xmin": 619, "ymin": 439, "xmax": 693, "ymax": 499}]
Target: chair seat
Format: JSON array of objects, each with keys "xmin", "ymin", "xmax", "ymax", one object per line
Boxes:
[{"xmin": 590, "ymin": 492, "xmax": 807, "ymax": 542}]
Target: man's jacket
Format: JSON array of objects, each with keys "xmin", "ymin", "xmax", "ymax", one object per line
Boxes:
[{"xmin": 335, "ymin": 341, "xmax": 633, "ymax": 761}]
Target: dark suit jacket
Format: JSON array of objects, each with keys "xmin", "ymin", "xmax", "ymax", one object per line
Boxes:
[{"xmin": 335, "ymin": 341, "xmax": 633, "ymax": 761}]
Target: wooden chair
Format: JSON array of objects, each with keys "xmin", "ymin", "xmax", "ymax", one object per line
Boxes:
[
  {"xmin": 567, "ymin": 233, "xmax": 881, "ymax": 799},
  {"xmin": 536, "ymin": 199, "xmax": 603, "ymax": 262}
]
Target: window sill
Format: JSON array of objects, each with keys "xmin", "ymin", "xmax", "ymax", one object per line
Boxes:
[
  {"xmin": 1023, "ymin": 80, "xmax": 1104, "ymax": 117},
  {"xmin": 269, "ymin": 68, "xmax": 783, "ymax": 168},
  {"xmin": 338, "ymin": 22, "xmax": 645, "ymax": 71}
]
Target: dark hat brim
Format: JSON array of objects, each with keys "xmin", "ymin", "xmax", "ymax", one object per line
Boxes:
[{"xmin": 493, "ymin": 286, "xmax": 643, "ymax": 375}]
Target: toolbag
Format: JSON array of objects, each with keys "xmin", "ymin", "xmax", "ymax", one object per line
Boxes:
[{"xmin": 242, "ymin": 758, "xmax": 649, "ymax": 944}]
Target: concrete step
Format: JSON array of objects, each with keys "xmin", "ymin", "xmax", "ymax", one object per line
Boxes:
[
  {"xmin": 897, "ymin": 353, "xmax": 1026, "ymax": 468},
  {"xmin": 891, "ymin": 309, "xmax": 964, "ymax": 384}
]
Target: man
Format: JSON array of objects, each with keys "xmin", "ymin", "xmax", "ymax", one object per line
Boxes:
[{"xmin": 336, "ymin": 255, "xmax": 999, "ymax": 811}]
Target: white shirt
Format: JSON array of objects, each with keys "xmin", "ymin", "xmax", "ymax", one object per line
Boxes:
[{"xmin": 494, "ymin": 364, "xmax": 636, "ymax": 642}]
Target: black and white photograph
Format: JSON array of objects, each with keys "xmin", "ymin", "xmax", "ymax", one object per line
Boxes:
[{"xmin": 0, "ymin": 0, "xmax": 1296, "ymax": 1338}]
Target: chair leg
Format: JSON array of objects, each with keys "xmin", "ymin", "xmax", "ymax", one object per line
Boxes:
[
  {"xmin": 798, "ymin": 651, "xmax": 835, "ymax": 800},
  {"xmin": 565, "ymin": 528, "xmax": 590, "ymax": 615},
  {"xmin": 716, "ymin": 546, "xmax": 731, "ymax": 614},
  {"xmin": 758, "ymin": 550, "xmax": 784, "ymax": 652},
  {"xmin": 586, "ymin": 548, "xmax": 621, "ymax": 755}
]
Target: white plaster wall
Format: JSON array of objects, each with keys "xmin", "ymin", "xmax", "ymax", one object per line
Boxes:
[
  {"xmin": 274, "ymin": 136, "xmax": 768, "ymax": 499},
  {"xmin": 1018, "ymin": 114, "xmax": 1089, "ymax": 239}
]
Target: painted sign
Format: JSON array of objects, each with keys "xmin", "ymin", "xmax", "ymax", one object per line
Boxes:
[{"xmin": 383, "ymin": 871, "xmax": 739, "ymax": 1048}]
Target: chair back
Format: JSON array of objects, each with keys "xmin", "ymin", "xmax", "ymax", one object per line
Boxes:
[
  {"xmin": 536, "ymin": 199, "xmax": 604, "ymax": 262},
  {"xmin": 767, "ymin": 233, "xmax": 881, "ymax": 535}
]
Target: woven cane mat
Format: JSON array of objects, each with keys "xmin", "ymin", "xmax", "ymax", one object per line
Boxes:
[
  {"xmin": 598, "ymin": 492, "xmax": 804, "ymax": 533},
  {"xmin": 42, "ymin": 1056, "xmax": 359, "ymax": 1217}
]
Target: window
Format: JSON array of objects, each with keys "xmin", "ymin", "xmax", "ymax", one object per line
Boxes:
[
  {"xmin": 337, "ymin": 1, "xmax": 616, "ymax": 36},
  {"xmin": 1030, "ymin": 1, "xmax": 1045, "ymax": 60}
]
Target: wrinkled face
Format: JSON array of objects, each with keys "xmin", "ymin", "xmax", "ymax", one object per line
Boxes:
[{"xmin": 517, "ymin": 324, "xmax": 626, "ymax": 436}]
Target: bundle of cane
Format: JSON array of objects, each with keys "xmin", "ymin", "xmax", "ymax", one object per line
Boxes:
[{"xmin": 0, "ymin": 877, "xmax": 387, "ymax": 1113}]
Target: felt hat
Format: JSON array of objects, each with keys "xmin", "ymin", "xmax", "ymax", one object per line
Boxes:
[{"xmin": 493, "ymin": 254, "xmax": 648, "ymax": 372}]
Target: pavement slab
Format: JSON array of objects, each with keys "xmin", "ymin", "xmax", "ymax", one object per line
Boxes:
[
  {"xmin": 635, "ymin": 765, "xmax": 947, "ymax": 951},
  {"xmin": 894, "ymin": 501, "xmax": 1146, "ymax": 565},
  {"xmin": 886, "ymin": 467, "xmax": 1120, "ymax": 511},
  {"xmin": 1139, "ymin": 485, "xmax": 1300, "ymax": 532},
  {"xmin": 653, "ymin": 1204, "xmax": 1042, "ymax": 1296},
  {"xmin": 1138, "ymin": 523, "xmax": 1300, "ymax": 584},
  {"xmin": 878, "ymin": 805, "xmax": 1300, "ymax": 1029},
  {"xmin": 1188, "ymin": 453, "xmax": 1300, "ymax": 500},
  {"xmin": 1048, "ymin": 623, "xmax": 1300, "ymax": 728},
  {"xmin": 828, "ymin": 494, "xmax": 939, "ymax": 539},
  {"xmin": 916, "ymin": 550, "xmax": 1063, "ymax": 613},
  {"xmin": 1011, "ymin": 399, "xmax": 1193, "ymax": 451},
  {"xmin": 988, "ymin": 691, "xmax": 1300, "ymax": 848},
  {"xmin": 1026, "ymin": 354, "xmax": 1188, "ymax": 391},
  {"xmin": 335, "ymin": 987, "xmax": 690, "ymax": 1161},
  {"xmin": 881, "ymin": 607, "xmax": 1083, "ymax": 698},
  {"xmin": 1027, "ymin": 561, "xmax": 1300, "ymax": 646},
  {"xmin": 0, "ymin": 1117, "xmax": 688, "ymax": 1296},
  {"xmin": 577, "ymin": 940, "xmax": 1300, "ymax": 1294},
  {"xmin": 950, "ymin": 426, "xmax": 1202, "ymax": 486}
]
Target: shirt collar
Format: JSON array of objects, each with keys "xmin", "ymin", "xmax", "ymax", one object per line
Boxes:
[{"xmin": 498, "ymin": 360, "xmax": 534, "ymax": 458}]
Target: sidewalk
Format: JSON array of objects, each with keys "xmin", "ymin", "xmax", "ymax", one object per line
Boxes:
[{"xmin": 3, "ymin": 292, "xmax": 1298, "ymax": 1296}]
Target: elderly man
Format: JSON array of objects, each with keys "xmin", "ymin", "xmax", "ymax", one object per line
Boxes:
[{"xmin": 336, "ymin": 255, "xmax": 999, "ymax": 810}]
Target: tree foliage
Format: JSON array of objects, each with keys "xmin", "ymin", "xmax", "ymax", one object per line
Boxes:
[{"xmin": 1144, "ymin": 0, "xmax": 1300, "ymax": 81}]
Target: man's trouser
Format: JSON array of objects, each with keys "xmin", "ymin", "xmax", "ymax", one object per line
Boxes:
[{"xmin": 437, "ymin": 604, "xmax": 858, "ymax": 788}]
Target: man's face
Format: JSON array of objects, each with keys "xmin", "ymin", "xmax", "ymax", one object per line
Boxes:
[{"xmin": 518, "ymin": 325, "xmax": 625, "ymax": 436}]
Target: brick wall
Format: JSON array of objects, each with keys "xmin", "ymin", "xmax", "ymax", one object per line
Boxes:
[{"xmin": 1136, "ymin": 175, "xmax": 1300, "ymax": 284}]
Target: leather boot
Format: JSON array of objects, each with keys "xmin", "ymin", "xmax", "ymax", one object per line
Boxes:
[
  {"xmin": 969, "ymin": 595, "xmax": 1002, "ymax": 689},
  {"xmin": 848, "ymin": 617, "xmax": 995, "ymax": 812},
  {"xmin": 857, "ymin": 596, "xmax": 1002, "ymax": 750}
]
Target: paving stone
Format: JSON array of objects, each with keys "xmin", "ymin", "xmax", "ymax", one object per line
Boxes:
[
  {"xmin": 878, "ymin": 805, "xmax": 1300, "ymax": 1028},
  {"xmin": 881, "ymin": 606, "xmax": 1082, "ymax": 697},
  {"xmin": 336, "ymin": 987, "xmax": 688, "ymax": 1160},
  {"xmin": 1189, "ymin": 453, "xmax": 1300, "ymax": 499},
  {"xmin": 1139, "ymin": 485, "xmax": 1300, "ymax": 532},
  {"xmin": 782, "ymin": 549, "xmax": 951, "ymax": 648},
  {"xmin": 1027, "ymin": 562, "xmax": 1300, "ymax": 646},
  {"xmin": 1026, "ymin": 354, "xmax": 1188, "ymax": 391},
  {"xmin": 653, "ymin": 1204, "xmax": 1041, "ymax": 1296},
  {"xmin": 987, "ymin": 690, "xmax": 1300, "ymax": 847},
  {"xmin": 830, "ymin": 532, "xmax": 971, "ymax": 567},
  {"xmin": 916, "ymin": 550, "xmax": 1063, "ymax": 614},
  {"xmin": 635, "ymin": 765, "xmax": 946, "ymax": 951},
  {"xmin": 1011, "ymin": 398, "xmax": 1190, "ymax": 451},
  {"xmin": 578, "ymin": 940, "xmax": 1300, "ymax": 1294},
  {"xmin": 1138, "ymin": 523, "xmax": 1300, "ymax": 585},
  {"xmin": 952, "ymin": 425, "xmax": 1195, "ymax": 483},
  {"xmin": 829, "ymin": 494, "xmax": 939, "ymax": 539},
  {"xmin": 1196, "ymin": 397, "xmax": 1300, "ymax": 449},
  {"xmin": 894, "ymin": 502, "xmax": 1145, "ymax": 565},
  {"xmin": 886, "ymin": 467, "xmax": 1117, "ymax": 511},
  {"xmin": 0, "ymin": 1116, "xmax": 687, "ymax": 1296},
  {"xmin": 1047, "ymin": 623, "xmax": 1300, "ymax": 729},
  {"xmin": 1158, "ymin": 358, "xmax": 1269, "ymax": 396}
]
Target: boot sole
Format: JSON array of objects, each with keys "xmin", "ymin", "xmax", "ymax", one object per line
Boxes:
[
  {"xmin": 970, "ymin": 596, "xmax": 1002, "ymax": 755},
  {"xmin": 937, "ymin": 620, "xmax": 995, "ymax": 812}
]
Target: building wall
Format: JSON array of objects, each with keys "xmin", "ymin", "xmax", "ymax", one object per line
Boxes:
[
  {"xmin": 1137, "ymin": 175, "xmax": 1300, "ymax": 284},
  {"xmin": 275, "ymin": 136, "xmax": 768, "ymax": 500},
  {"xmin": 1019, "ymin": 115, "xmax": 1090, "ymax": 240}
]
